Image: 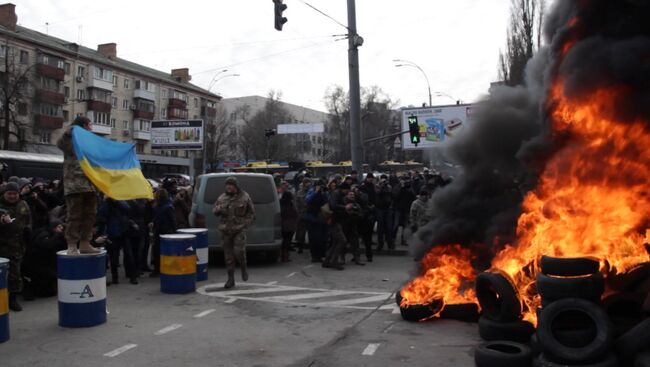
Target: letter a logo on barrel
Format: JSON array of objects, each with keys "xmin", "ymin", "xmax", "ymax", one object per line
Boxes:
[{"xmin": 71, "ymin": 284, "xmax": 95, "ymax": 299}]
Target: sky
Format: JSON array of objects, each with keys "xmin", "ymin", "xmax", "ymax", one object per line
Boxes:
[{"xmin": 13, "ymin": 0, "xmax": 512, "ymax": 111}]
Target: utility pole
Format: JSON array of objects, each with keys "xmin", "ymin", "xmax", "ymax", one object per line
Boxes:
[{"xmin": 347, "ymin": 0, "xmax": 363, "ymax": 181}]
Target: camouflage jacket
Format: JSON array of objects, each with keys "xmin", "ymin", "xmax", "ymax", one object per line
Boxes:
[
  {"xmin": 57, "ymin": 130, "xmax": 94, "ymax": 195},
  {"xmin": 0, "ymin": 197, "xmax": 32, "ymax": 258},
  {"xmin": 409, "ymin": 198, "xmax": 431, "ymax": 229},
  {"xmin": 213, "ymin": 191, "xmax": 255, "ymax": 235},
  {"xmin": 295, "ymin": 186, "xmax": 309, "ymax": 214}
]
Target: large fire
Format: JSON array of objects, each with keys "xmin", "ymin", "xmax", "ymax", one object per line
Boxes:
[{"xmin": 400, "ymin": 18, "xmax": 650, "ymax": 324}]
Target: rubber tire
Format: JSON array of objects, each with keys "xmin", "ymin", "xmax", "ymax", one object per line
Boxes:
[
  {"xmin": 395, "ymin": 290, "xmax": 403, "ymax": 306},
  {"xmin": 602, "ymin": 292, "xmax": 647, "ymax": 337},
  {"xmin": 478, "ymin": 316, "xmax": 535, "ymax": 343},
  {"xmin": 534, "ymin": 353, "xmax": 619, "ymax": 367},
  {"xmin": 540, "ymin": 255, "xmax": 600, "ymax": 277},
  {"xmin": 635, "ymin": 350, "xmax": 650, "ymax": 367},
  {"xmin": 530, "ymin": 333, "xmax": 542, "ymax": 357},
  {"xmin": 476, "ymin": 271, "xmax": 522, "ymax": 322},
  {"xmin": 537, "ymin": 298, "xmax": 613, "ymax": 364},
  {"xmin": 439, "ymin": 303, "xmax": 480, "ymax": 323},
  {"xmin": 474, "ymin": 341, "xmax": 532, "ymax": 367},
  {"xmin": 399, "ymin": 299, "xmax": 444, "ymax": 322},
  {"xmin": 537, "ymin": 272, "xmax": 605, "ymax": 303},
  {"xmin": 615, "ymin": 317, "xmax": 650, "ymax": 363}
]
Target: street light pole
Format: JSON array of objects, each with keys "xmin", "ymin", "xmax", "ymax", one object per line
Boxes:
[
  {"xmin": 394, "ymin": 59, "xmax": 432, "ymax": 107},
  {"xmin": 208, "ymin": 73, "xmax": 240, "ymax": 93},
  {"xmin": 348, "ymin": 0, "xmax": 364, "ymax": 180}
]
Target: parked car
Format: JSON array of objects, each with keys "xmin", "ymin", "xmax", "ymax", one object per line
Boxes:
[
  {"xmin": 189, "ymin": 173, "xmax": 282, "ymax": 260},
  {"xmin": 162, "ymin": 173, "xmax": 192, "ymax": 186}
]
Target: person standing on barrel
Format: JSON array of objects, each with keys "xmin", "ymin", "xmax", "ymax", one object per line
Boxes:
[
  {"xmin": 213, "ymin": 177, "xmax": 255, "ymax": 289},
  {"xmin": 56, "ymin": 116, "xmax": 101, "ymax": 255}
]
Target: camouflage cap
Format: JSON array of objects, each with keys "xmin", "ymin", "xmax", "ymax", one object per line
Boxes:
[{"xmin": 225, "ymin": 176, "xmax": 238, "ymax": 187}]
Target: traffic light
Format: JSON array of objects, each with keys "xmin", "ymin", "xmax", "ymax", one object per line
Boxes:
[
  {"xmin": 273, "ymin": 0, "xmax": 288, "ymax": 31},
  {"xmin": 408, "ymin": 115, "xmax": 420, "ymax": 146}
]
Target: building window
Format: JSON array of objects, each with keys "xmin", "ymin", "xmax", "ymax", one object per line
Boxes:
[
  {"xmin": 110, "ymin": 118, "xmax": 116, "ymax": 128},
  {"xmin": 123, "ymin": 120, "xmax": 129, "ymax": 130},
  {"xmin": 91, "ymin": 111, "xmax": 110, "ymax": 125},
  {"xmin": 194, "ymin": 98, "xmax": 198, "ymax": 107},
  {"xmin": 77, "ymin": 65, "xmax": 85, "ymax": 77},
  {"xmin": 0, "ymin": 44, "xmax": 8, "ymax": 57},
  {"xmin": 90, "ymin": 89, "xmax": 111, "ymax": 103},
  {"xmin": 17, "ymin": 103, "xmax": 27, "ymax": 116},
  {"xmin": 63, "ymin": 110, "xmax": 69, "ymax": 121},
  {"xmin": 112, "ymin": 97, "xmax": 118, "ymax": 108},
  {"xmin": 161, "ymin": 108, "xmax": 166, "ymax": 118},
  {"xmin": 64, "ymin": 86, "xmax": 70, "ymax": 99},
  {"xmin": 136, "ymin": 119, "xmax": 151, "ymax": 131},
  {"xmin": 64, "ymin": 62, "xmax": 71, "ymax": 74},
  {"xmin": 19, "ymin": 50, "xmax": 28, "ymax": 64},
  {"xmin": 39, "ymin": 76, "xmax": 59, "ymax": 92},
  {"xmin": 112, "ymin": 75, "xmax": 118, "ymax": 86},
  {"xmin": 136, "ymin": 143, "xmax": 144, "ymax": 154},
  {"xmin": 124, "ymin": 79, "xmax": 130, "ymax": 89},
  {"xmin": 171, "ymin": 90, "xmax": 187, "ymax": 102},
  {"xmin": 92, "ymin": 66, "xmax": 113, "ymax": 81},
  {"xmin": 77, "ymin": 89, "xmax": 85, "ymax": 101},
  {"xmin": 39, "ymin": 103, "xmax": 61, "ymax": 117},
  {"xmin": 38, "ymin": 131, "xmax": 52, "ymax": 144},
  {"xmin": 123, "ymin": 99, "xmax": 129, "ymax": 109}
]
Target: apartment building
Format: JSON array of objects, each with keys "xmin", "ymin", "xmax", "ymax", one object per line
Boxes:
[{"xmin": 0, "ymin": 3, "xmax": 220, "ymax": 176}]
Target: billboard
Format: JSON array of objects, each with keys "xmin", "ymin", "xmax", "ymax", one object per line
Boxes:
[
  {"xmin": 401, "ymin": 104, "xmax": 475, "ymax": 150},
  {"xmin": 151, "ymin": 119, "xmax": 204, "ymax": 150},
  {"xmin": 277, "ymin": 123, "xmax": 325, "ymax": 134}
]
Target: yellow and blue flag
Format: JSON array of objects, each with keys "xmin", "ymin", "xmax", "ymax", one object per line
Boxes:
[{"xmin": 72, "ymin": 126, "xmax": 154, "ymax": 200}]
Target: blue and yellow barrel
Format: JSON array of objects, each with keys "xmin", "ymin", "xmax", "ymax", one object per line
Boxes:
[
  {"xmin": 0, "ymin": 257, "xmax": 9, "ymax": 343},
  {"xmin": 57, "ymin": 250, "xmax": 107, "ymax": 328},
  {"xmin": 178, "ymin": 229, "xmax": 209, "ymax": 282},
  {"xmin": 160, "ymin": 234, "xmax": 197, "ymax": 294}
]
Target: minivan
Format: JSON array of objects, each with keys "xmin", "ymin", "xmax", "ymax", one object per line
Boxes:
[{"xmin": 189, "ymin": 173, "xmax": 282, "ymax": 259}]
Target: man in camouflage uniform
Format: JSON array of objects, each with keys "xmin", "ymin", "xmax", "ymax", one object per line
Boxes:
[
  {"xmin": 56, "ymin": 116, "xmax": 101, "ymax": 255},
  {"xmin": 409, "ymin": 190, "xmax": 431, "ymax": 233},
  {"xmin": 213, "ymin": 177, "xmax": 255, "ymax": 289},
  {"xmin": 294, "ymin": 178, "xmax": 311, "ymax": 253},
  {"xmin": 0, "ymin": 182, "xmax": 32, "ymax": 311}
]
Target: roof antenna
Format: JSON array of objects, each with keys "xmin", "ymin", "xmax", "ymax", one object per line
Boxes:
[{"xmin": 45, "ymin": 22, "xmax": 49, "ymax": 35}]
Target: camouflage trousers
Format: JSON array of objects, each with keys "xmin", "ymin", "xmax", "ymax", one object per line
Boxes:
[
  {"xmin": 65, "ymin": 192, "xmax": 98, "ymax": 245},
  {"xmin": 0, "ymin": 255, "xmax": 23, "ymax": 293},
  {"xmin": 221, "ymin": 231, "xmax": 247, "ymax": 271}
]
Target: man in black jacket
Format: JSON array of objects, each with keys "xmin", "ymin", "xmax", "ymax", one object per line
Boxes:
[
  {"xmin": 323, "ymin": 183, "xmax": 351, "ymax": 270},
  {"xmin": 22, "ymin": 220, "xmax": 67, "ymax": 299}
]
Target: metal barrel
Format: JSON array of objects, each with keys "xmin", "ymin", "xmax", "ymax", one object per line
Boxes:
[
  {"xmin": 0, "ymin": 258, "xmax": 9, "ymax": 343},
  {"xmin": 160, "ymin": 234, "xmax": 196, "ymax": 294},
  {"xmin": 57, "ymin": 250, "xmax": 107, "ymax": 328},
  {"xmin": 177, "ymin": 228, "xmax": 209, "ymax": 281}
]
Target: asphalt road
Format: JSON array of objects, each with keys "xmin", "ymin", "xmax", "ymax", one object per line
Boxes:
[{"xmin": 0, "ymin": 251, "xmax": 479, "ymax": 367}]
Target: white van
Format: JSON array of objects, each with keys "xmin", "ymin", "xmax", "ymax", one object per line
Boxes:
[{"xmin": 189, "ymin": 173, "xmax": 282, "ymax": 259}]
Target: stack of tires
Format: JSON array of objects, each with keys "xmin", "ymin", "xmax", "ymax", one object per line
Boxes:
[
  {"xmin": 533, "ymin": 256, "xmax": 650, "ymax": 367},
  {"xmin": 474, "ymin": 270, "xmax": 535, "ymax": 367}
]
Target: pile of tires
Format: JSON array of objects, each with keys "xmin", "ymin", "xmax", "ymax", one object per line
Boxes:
[
  {"xmin": 474, "ymin": 270, "xmax": 535, "ymax": 367},
  {"xmin": 396, "ymin": 291, "xmax": 480, "ymax": 323},
  {"xmin": 533, "ymin": 256, "xmax": 650, "ymax": 366}
]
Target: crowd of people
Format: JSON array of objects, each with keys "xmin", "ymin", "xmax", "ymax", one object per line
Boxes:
[{"xmin": 275, "ymin": 169, "xmax": 451, "ymax": 270}]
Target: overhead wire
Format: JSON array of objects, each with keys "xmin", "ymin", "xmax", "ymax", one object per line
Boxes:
[{"xmin": 296, "ymin": 0, "xmax": 350, "ymax": 31}]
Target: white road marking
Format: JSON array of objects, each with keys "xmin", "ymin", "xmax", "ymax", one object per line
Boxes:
[
  {"xmin": 320, "ymin": 294, "xmax": 392, "ymax": 306},
  {"xmin": 259, "ymin": 290, "xmax": 348, "ymax": 301},
  {"xmin": 362, "ymin": 343, "xmax": 381, "ymax": 356},
  {"xmin": 154, "ymin": 324, "xmax": 183, "ymax": 336},
  {"xmin": 224, "ymin": 298, "xmax": 237, "ymax": 304},
  {"xmin": 104, "ymin": 344, "xmax": 138, "ymax": 357},
  {"xmin": 207, "ymin": 285, "xmax": 303, "ymax": 296},
  {"xmin": 382, "ymin": 322, "xmax": 395, "ymax": 334},
  {"xmin": 392, "ymin": 306, "xmax": 401, "ymax": 314},
  {"xmin": 303, "ymin": 264, "xmax": 314, "ymax": 269},
  {"xmin": 266, "ymin": 281, "xmax": 278, "ymax": 285},
  {"xmin": 286, "ymin": 272, "xmax": 297, "ymax": 278},
  {"xmin": 193, "ymin": 309, "xmax": 216, "ymax": 318}
]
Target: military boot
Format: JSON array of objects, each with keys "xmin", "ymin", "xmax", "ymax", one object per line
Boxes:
[
  {"xmin": 9, "ymin": 293, "xmax": 22, "ymax": 312},
  {"xmin": 241, "ymin": 264, "xmax": 249, "ymax": 282},
  {"xmin": 224, "ymin": 270, "xmax": 235, "ymax": 289}
]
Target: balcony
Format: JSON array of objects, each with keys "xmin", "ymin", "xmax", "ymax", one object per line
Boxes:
[
  {"xmin": 91, "ymin": 124, "xmax": 112, "ymax": 135},
  {"xmin": 34, "ymin": 114, "xmax": 64, "ymax": 129},
  {"xmin": 36, "ymin": 64, "xmax": 65, "ymax": 81},
  {"xmin": 88, "ymin": 77, "xmax": 113, "ymax": 91},
  {"xmin": 35, "ymin": 90, "xmax": 65, "ymax": 105},
  {"xmin": 133, "ymin": 131, "xmax": 151, "ymax": 141},
  {"xmin": 87, "ymin": 100, "xmax": 112, "ymax": 113},
  {"xmin": 134, "ymin": 89, "xmax": 156, "ymax": 101},
  {"xmin": 167, "ymin": 107, "xmax": 188, "ymax": 119},
  {"xmin": 201, "ymin": 106, "xmax": 217, "ymax": 118},
  {"xmin": 168, "ymin": 97, "xmax": 187, "ymax": 108},
  {"xmin": 134, "ymin": 109, "xmax": 155, "ymax": 120}
]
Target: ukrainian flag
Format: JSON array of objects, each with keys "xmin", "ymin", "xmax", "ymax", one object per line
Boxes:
[{"xmin": 72, "ymin": 126, "xmax": 154, "ymax": 200}]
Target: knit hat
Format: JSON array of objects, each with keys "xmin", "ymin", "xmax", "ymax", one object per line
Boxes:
[
  {"xmin": 3, "ymin": 182, "xmax": 19, "ymax": 193},
  {"xmin": 50, "ymin": 219, "xmax": 64, "ymax": 230},
  {"xmin": 225, "ymin": 176, "xmax": 239, "ymax": 187},
  {"xmin": 365, "ymin": 173, "xmax": 375, "ymax": 179},
  {"xmin": 17, "ymin": 178, "xmax": 31, "ymax": 190}
]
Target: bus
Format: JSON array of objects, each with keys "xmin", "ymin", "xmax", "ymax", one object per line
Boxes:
[{"xmin": 233, "ymin": 162, "xmax": 291, "ymax": 175}]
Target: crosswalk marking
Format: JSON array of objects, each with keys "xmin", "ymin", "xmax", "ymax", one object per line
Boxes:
[
  {"xmin": 104, "ymin": 344, "xmax": 138, "ymax": 357},
  {"xmin": 362, "ymin": 343, "xmax": 381, "ymax": 356},
  {"xmin": 197, "ymin": 283, "xmax": 393, "ymax": 311}
]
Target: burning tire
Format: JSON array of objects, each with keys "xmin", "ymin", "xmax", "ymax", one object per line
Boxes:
[
  {"xmin": 534, "ymin": 353, "xmax": 619, "ymax": 367},
  {"xmin": 530, "ymin": 333, "xmax": 542, "ymax": 357},
  {"xmin": 602, "ymin": 292, "xmax": 648, "ymax": 337},
  {"xmin": 614, "ymin": 317, "xmax": 650, "ymax": 363},
  {"xmin": 635, "ymin": 350, "xmax": 650, "ymax": 367},
  {"xmin": 537, "ymin": 298, "xmax": 613, "ymax": 364},
  {"xmin": 476, "ymin": 271, "xmax": 522, "ymax": 322},
  {"xmin": 474, "ymin": 341, "xmax": 532, "ymax": 367},
  {"xmin": 399, "ymin": 298, "xmax": 444, "ymax": 322},
  {"xmin": 439, "ymin": 302, "xmax": 480, "ymax": 322},
  {"xmin": 540, "ymin": 255, "xmax": 600, "ymax": 277},
  {"xmin": 537, "ymin": 272, "xmax": 605, "ymax": 305},
  {"xmin": 478, "ymin": 316, "xmax": 535, "ymax": 343}
]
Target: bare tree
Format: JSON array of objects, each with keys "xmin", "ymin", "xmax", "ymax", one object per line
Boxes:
[
  {"xmin": 204, "ymin": 103, "xmax": 236, "ymax": 171},
  {"xmin": 498, "ymin": 0, "xmax": 546, "ymax": 86},
  {"xmin": 0, "ymin": 39, "xmax": 34, "ymax": 150}
]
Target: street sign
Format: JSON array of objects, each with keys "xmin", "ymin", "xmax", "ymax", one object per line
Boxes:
[
  {"xmin": 151, "ymin": 119, "xmax": 204, "ymax": 150},
  {"xmin": 401, "ymin": 104, "xmax": 475, "ymax": 150},
  {"xmin": 277, "ymin": 123, "xmax": 324, "ymax": 134}
]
